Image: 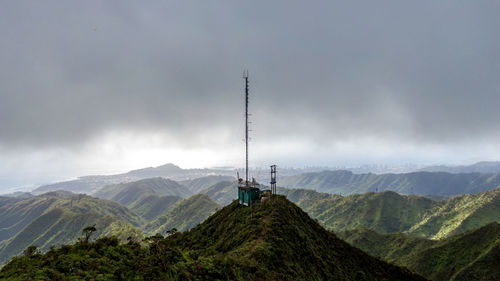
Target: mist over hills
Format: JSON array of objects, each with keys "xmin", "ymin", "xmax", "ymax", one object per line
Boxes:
[
  {"xmin": 180, "ymin": 175, "xmax": 235, "ymax": 193},
  {"xmin": 418, "ymin": 161, "xmax": 500, "ymax": 174},
  {"xmin": 30, "ymin": 163, "xmax": 235, "ymax": 195},
  {"xmin": 279, "ymin": 170, "xmax": 500, "ymax": 196},
  {"xmin": 22, "ymin": 161, "xmax": 500, "ymax": 198}
]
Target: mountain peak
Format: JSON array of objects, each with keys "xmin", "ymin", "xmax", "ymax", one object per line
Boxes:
[{"xmin": 170, "ymin": 195, "xmax": 426, "ymax": 280}]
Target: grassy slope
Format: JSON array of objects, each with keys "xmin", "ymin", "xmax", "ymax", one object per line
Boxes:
[
  {"xmin": 338, "ymin": 222, "xmax": 500, "ymax": 281},
  {"xmin": 180, "ymin": 175, "xmax": 235, "ymax": 193},
  {"xmin": 171, "ymin": 196, "xmax": 426, "ymax": 281},
  {"xmin": 293, "ymin": 189, "xmax": 500, "ymax": 239},
  {"xmin": 200, "ymin": 181, "xmax": 236, "ymax": 205},
  {"xmin": 94, "ymin": 177, "xmax": 191, "ymax": 205},
  {"xmin": 298, "ymin": 191, "xmax": 439, "ymax": 234},
  {"xmin": 0, "ymin": 192, "xmax": 144, "ymax": 265},
  {"xmin": 127, "ymin": 194, "xmax": 182, "ymax": 221},
  {"xmin": 145, "ymin": 194, "xmax": 221, "ymax": 234},
  {"xmin": 408, "ymin": 188, "xmax": 500, "ymax": 239}
]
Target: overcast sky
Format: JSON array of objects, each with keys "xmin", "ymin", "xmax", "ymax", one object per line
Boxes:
[{"xmin": 1, "ymin": 1, "xmax": 500, "ymax": 190}]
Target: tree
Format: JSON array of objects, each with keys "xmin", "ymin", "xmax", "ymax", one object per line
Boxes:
[
  {"xmin": 165, "ymin": 228, "xmax": 178, "ymax": 236},
  {"xmin": 81, "ymin": 225, "xmax": 97, "ymax": 244},
  {"xmin": 23, "ymin": 245, "xmax": 40, "ymax": 257}
]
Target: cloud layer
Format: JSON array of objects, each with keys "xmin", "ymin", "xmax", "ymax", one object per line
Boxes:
[{"xmin": 1, "ymin": 1, "xmax": 500, "ymax": 188}]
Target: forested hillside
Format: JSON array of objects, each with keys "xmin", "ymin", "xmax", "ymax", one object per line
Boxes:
[
  {"xmin": 338, "ymin": 222, "xmax": 500, "ymax": 281},
  {"xmin": 295, "ymin": 188, "xmax": 500, "ymax": 239},
  {"xmin": 0, "ymin": 191, "xmax": 143, "ymax": 265},
  {"xmin": 0, "ymin": 196, "xmax": 426, "ymax": 281}
]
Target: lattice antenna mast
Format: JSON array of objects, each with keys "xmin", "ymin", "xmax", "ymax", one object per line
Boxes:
[{"xmin": 244, "ymin": 70, "xmax": 250, "ymax": 186}]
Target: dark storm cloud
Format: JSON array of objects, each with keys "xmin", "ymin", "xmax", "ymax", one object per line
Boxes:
[{"xmin": 1, "ymin": 1, "xmax": 499, "ymax": 148}]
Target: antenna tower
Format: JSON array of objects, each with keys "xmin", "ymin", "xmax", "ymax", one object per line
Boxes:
[{"xmin": 244, "ymin": 70, "xmax": 249, "ymax": 186}]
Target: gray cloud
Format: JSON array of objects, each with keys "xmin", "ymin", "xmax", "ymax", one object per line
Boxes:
[{"xmin": 1, "ymin": 0, "xmax": 500, "ymax": 151}]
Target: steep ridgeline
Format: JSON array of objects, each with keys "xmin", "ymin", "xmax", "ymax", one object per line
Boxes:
[
  {"xmin": 338, "ymin": 222, "xmax": 500, "ymax": 281},
  {"xmin": 0, "ymin": 196, "xmax": 426, "ymax": 280},
  {"xmin": 180, "ymin": 175, "xmax": 235, "ymax": 193},
  {"xmin": 0, "ymin": 191, "xmax": 143, "ymax": 265},
  {"xmin": 199, "ymin": 182, "xmax": 500, "ymax": 239},
  {"xmin": 145, "ymin": 194, "xmax": 221, "ymax": 234},
  {"xmin": 279, "ymin": 170, "xmax": 500, "ymax": 196},
  {"xmin": 169, "ymin": 196, "xmax": 426, "ymax": 280},
  {"xmin": 200, "ymin": 181, "xmax": 236, "ymax": 205},
  {"xmin": 93, "ymin": 177, "xmax": 189, "ymax": 221},
  {"xmin": 298, "ymin": 188, "xmax": 500, "ymax": 239},
  {"xmin": 298, "ymin": 191, "xmax": 439, "ymax": 235},
  {"xmin": 407, "ymin": 188, "xmax": 500, "ymax": 239},
  {"xmin": 126, "ymin": 194, "xmax": 182, "ymax": 222}
]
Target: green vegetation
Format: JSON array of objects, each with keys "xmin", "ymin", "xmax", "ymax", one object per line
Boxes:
[
  {"xmin": 145, "ymin": 194, "xmax": 221, "ymax": 234},
  {"xmin": 198, "ymin": 181, "xmax": 500, "ymax": 240},
  {"xmin": 93, "ymin": 177, "xmax": 192, "ymax": 222},
  {"xmin": 279, "ymin": 170, "xmax": 500, "ymax": 196},
  {"xmin": 200, "ymin": 181, "xmax": 236, "ymax": 205},
  {"xmin": 180, "ymin": 175, "xmax": 235, "ymax": 193},
  {"xmin": 0, "ymin": 196, "xmax": 426, "ymax": 280},
  {"xmin": 94, "ymin": 177, "xmax": 191, "ymax": 204},
  {"xmin": 276, "ymin": 186, "xmax": 333, "ymax": 204},
  {"xmin": 297, "ymin": 191, "xmax": 439, "ymax": 234},
  {"xmin": 408, "ymin": 189, "xmax": 500, "ymax": 239},
  {"xmin": 338, "ymin": 222, "xmax": 500, "ymax": 281},
  {"xmin": 0, "ymin": 192, "xmax": 144, "ymax": 265},
  {"xmin": 126, "ymin": 194, "xmax": 182, "ymax": 221},
  {"xmin": 294, "ymin": 188, "xmax": 500, "ymax": 239}
]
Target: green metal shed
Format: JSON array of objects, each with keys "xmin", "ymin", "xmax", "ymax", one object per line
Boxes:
[{"xmin": 238, "ymin": 185, "xmax": 260, "ymax": 206}]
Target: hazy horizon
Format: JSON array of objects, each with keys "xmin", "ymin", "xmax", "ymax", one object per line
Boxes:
[{"xmin": 1, "ymin": 1, "xmax": 500, "ymax": 191}]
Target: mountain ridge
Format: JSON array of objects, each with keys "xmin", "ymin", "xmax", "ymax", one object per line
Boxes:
[
  {"xmin": 279, "ymin": 170, "xmax": 500, "ymax": 196},
  {"xmin": 0, "ymin": 195, "xmax": 427, "ymax": 280},
  {"xmin": 338, "ymin": 222, "xmax": 500, "ymax": 280}
]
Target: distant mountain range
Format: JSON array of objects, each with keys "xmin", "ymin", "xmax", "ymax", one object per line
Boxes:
[
  {"xmin": 31, "ymin": 163, "xmax": 236, "ymax": 195},
  {"xmin": 19, "ymin": 161, "xmax": 500, "ymax": 197},
  {"xmin": 179, "ymin": 175, "xmax": 235, "ymax": 193},
  {"xmin": 279, "ymin": 170, "xmax": 500, "ymax": 196},
  {"xmin": 418, "ymin": 161, "xmax": 500, "ymax": 174}
]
